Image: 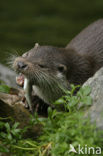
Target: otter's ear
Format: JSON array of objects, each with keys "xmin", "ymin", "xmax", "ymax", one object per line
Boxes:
[
  {"xmin": 34, "ymin": 43, "xmax": 40, "ymax": 49},
  {"xmin": 57, "ymin": 64, "xmax": 67, "ymax": 73}
]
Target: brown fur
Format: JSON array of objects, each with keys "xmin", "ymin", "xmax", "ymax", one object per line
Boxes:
[{"xmin": 13, "ymin": 19, "xmax": 103, "ymax": 109}]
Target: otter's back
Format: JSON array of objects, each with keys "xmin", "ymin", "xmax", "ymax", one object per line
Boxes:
[{"xmin": 66, "ymin": 19, "xmax": 103, "ymax": 55}]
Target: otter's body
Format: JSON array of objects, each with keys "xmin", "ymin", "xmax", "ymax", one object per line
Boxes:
[
  {"xmin": 66, "ymin": 19, "xmax": 103, "ymax": 56},
  {"xmin": 13, "ymin": 19, "xmax": 103, "ymax": 111},
  {"xmin": 66, "ymin": 19, "xmax": 103, "ymax": 79}
]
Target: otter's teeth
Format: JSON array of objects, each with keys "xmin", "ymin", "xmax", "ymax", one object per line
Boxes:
[{"xmin": 16, "ymin": 73, "xmax": 24, "ymax": 87}]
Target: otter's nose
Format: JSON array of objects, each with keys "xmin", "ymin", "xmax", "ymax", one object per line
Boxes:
[{"xmin": 17, "ymin": 62, "xmax": 27, "ymax": 69}]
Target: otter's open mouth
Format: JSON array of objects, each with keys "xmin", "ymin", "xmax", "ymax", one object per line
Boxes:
[
  {"xmin": 16, "ymin": 73, "xmax": 24, "ymax": 87},
  {"xmin": 16, "ymin": 73, "xmax": 48, "ymax": 116}
]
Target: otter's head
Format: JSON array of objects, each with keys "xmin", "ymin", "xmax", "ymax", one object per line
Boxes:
[
  {"xmin": 13, "ymin": 44, "xmax": 68, "ymax": 83},
  {"xmin": 13, "ymin": 44, "xmax": 69, "ymax": 103}
]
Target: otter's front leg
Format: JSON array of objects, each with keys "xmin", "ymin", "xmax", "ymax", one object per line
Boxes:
[{"xmin": 24, "ymin": 78, "xmax": 33, "ymax": 112}]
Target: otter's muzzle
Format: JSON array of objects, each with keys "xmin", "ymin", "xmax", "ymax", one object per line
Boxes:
[
  {"xmin": 13, "ymin": 57, "xmax": 28, "ymax": 72},
  {"xmin": 17, "ymin": 61, "xmax": 28, "ymax": 70}
]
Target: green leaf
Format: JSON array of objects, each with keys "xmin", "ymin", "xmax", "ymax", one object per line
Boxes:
[
  {"xmin": 52, "ymin": 109, "xmax": 57, "ymax": 118},
  {"xmin": 0, "ymin": 84, "xmax": 10, "ymax": 93},
  {"xmin": 82, "ymin": 96, "xmax": 92, "ymax": 106},
  {"xmin": 69, "ymin": 96, "xmax": 78, "ymax": 107},
  {"xmin": 54, "ymin": 98, "xmax": 65, "ymax": 105},
  {"xmin": 48, "ymin": 107, "xmax": 53, "ymax": 118},
  {"xmin": 7, "ymin": 133, "xmax": 12, "ymax": 140},
  {"xmin": 5, "ymin": 122, "xmax": 10, "ymax": 131},
  {"xmin": 11, "ymin": 129, "xmax": 21, "ymax": 135},
  {"xmin": 82, "ymin": 86, "xmax": 91, "ymax": 96},
  {"xmin": 12, "ymin": 122, "xmax": 20, "ymax": 129},
  {"xmin": 0, "ymin": 145, "xmax": 9, "ymax": 152},
  {"xmin": 0, "ymin": 132, "xmax": 6, "ymax": 138}
]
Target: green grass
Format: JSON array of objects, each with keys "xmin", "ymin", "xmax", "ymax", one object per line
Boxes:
[{"xmin": 0, "ymin": 85, "xmax": 103, "ymax": 156}]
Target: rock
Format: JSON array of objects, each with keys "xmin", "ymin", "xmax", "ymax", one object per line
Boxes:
[
  {"xmin": 0, "ymin": 64, "xmax": 43, "ymax": 137},
  {"xmin": 0, "ymin": 64, "xmax": 17, "ymax": 88},
  {"xmin": 0, "ymin": 89, "xmax": 42, "ymax": 137},
  {"xmin": 83, "ymin": 67, "xmax": 103, "ymax": 129}
]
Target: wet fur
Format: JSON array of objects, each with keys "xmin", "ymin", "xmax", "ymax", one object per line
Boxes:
[{"xmin": 13, "ymin": 19, "xmax": 103, "ymax": 110}]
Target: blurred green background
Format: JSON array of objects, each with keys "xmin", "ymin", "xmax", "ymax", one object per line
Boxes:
[{"xmin": 0, "ymin": 0, "xmax": 103, "ymax": 64}]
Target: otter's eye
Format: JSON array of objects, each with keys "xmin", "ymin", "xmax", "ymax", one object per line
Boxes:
[
  {"xmin": 38, "ymin": 64, "xmax": 45, "ymax": 68},
  {"xmin": 58, "ymin": 64, "xmax": 67, "ymax": 73}
]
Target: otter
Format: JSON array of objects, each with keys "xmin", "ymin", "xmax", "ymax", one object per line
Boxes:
[{"xmin": 13, "ymin": 19, "xmax": 103, "ymax": 111}]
